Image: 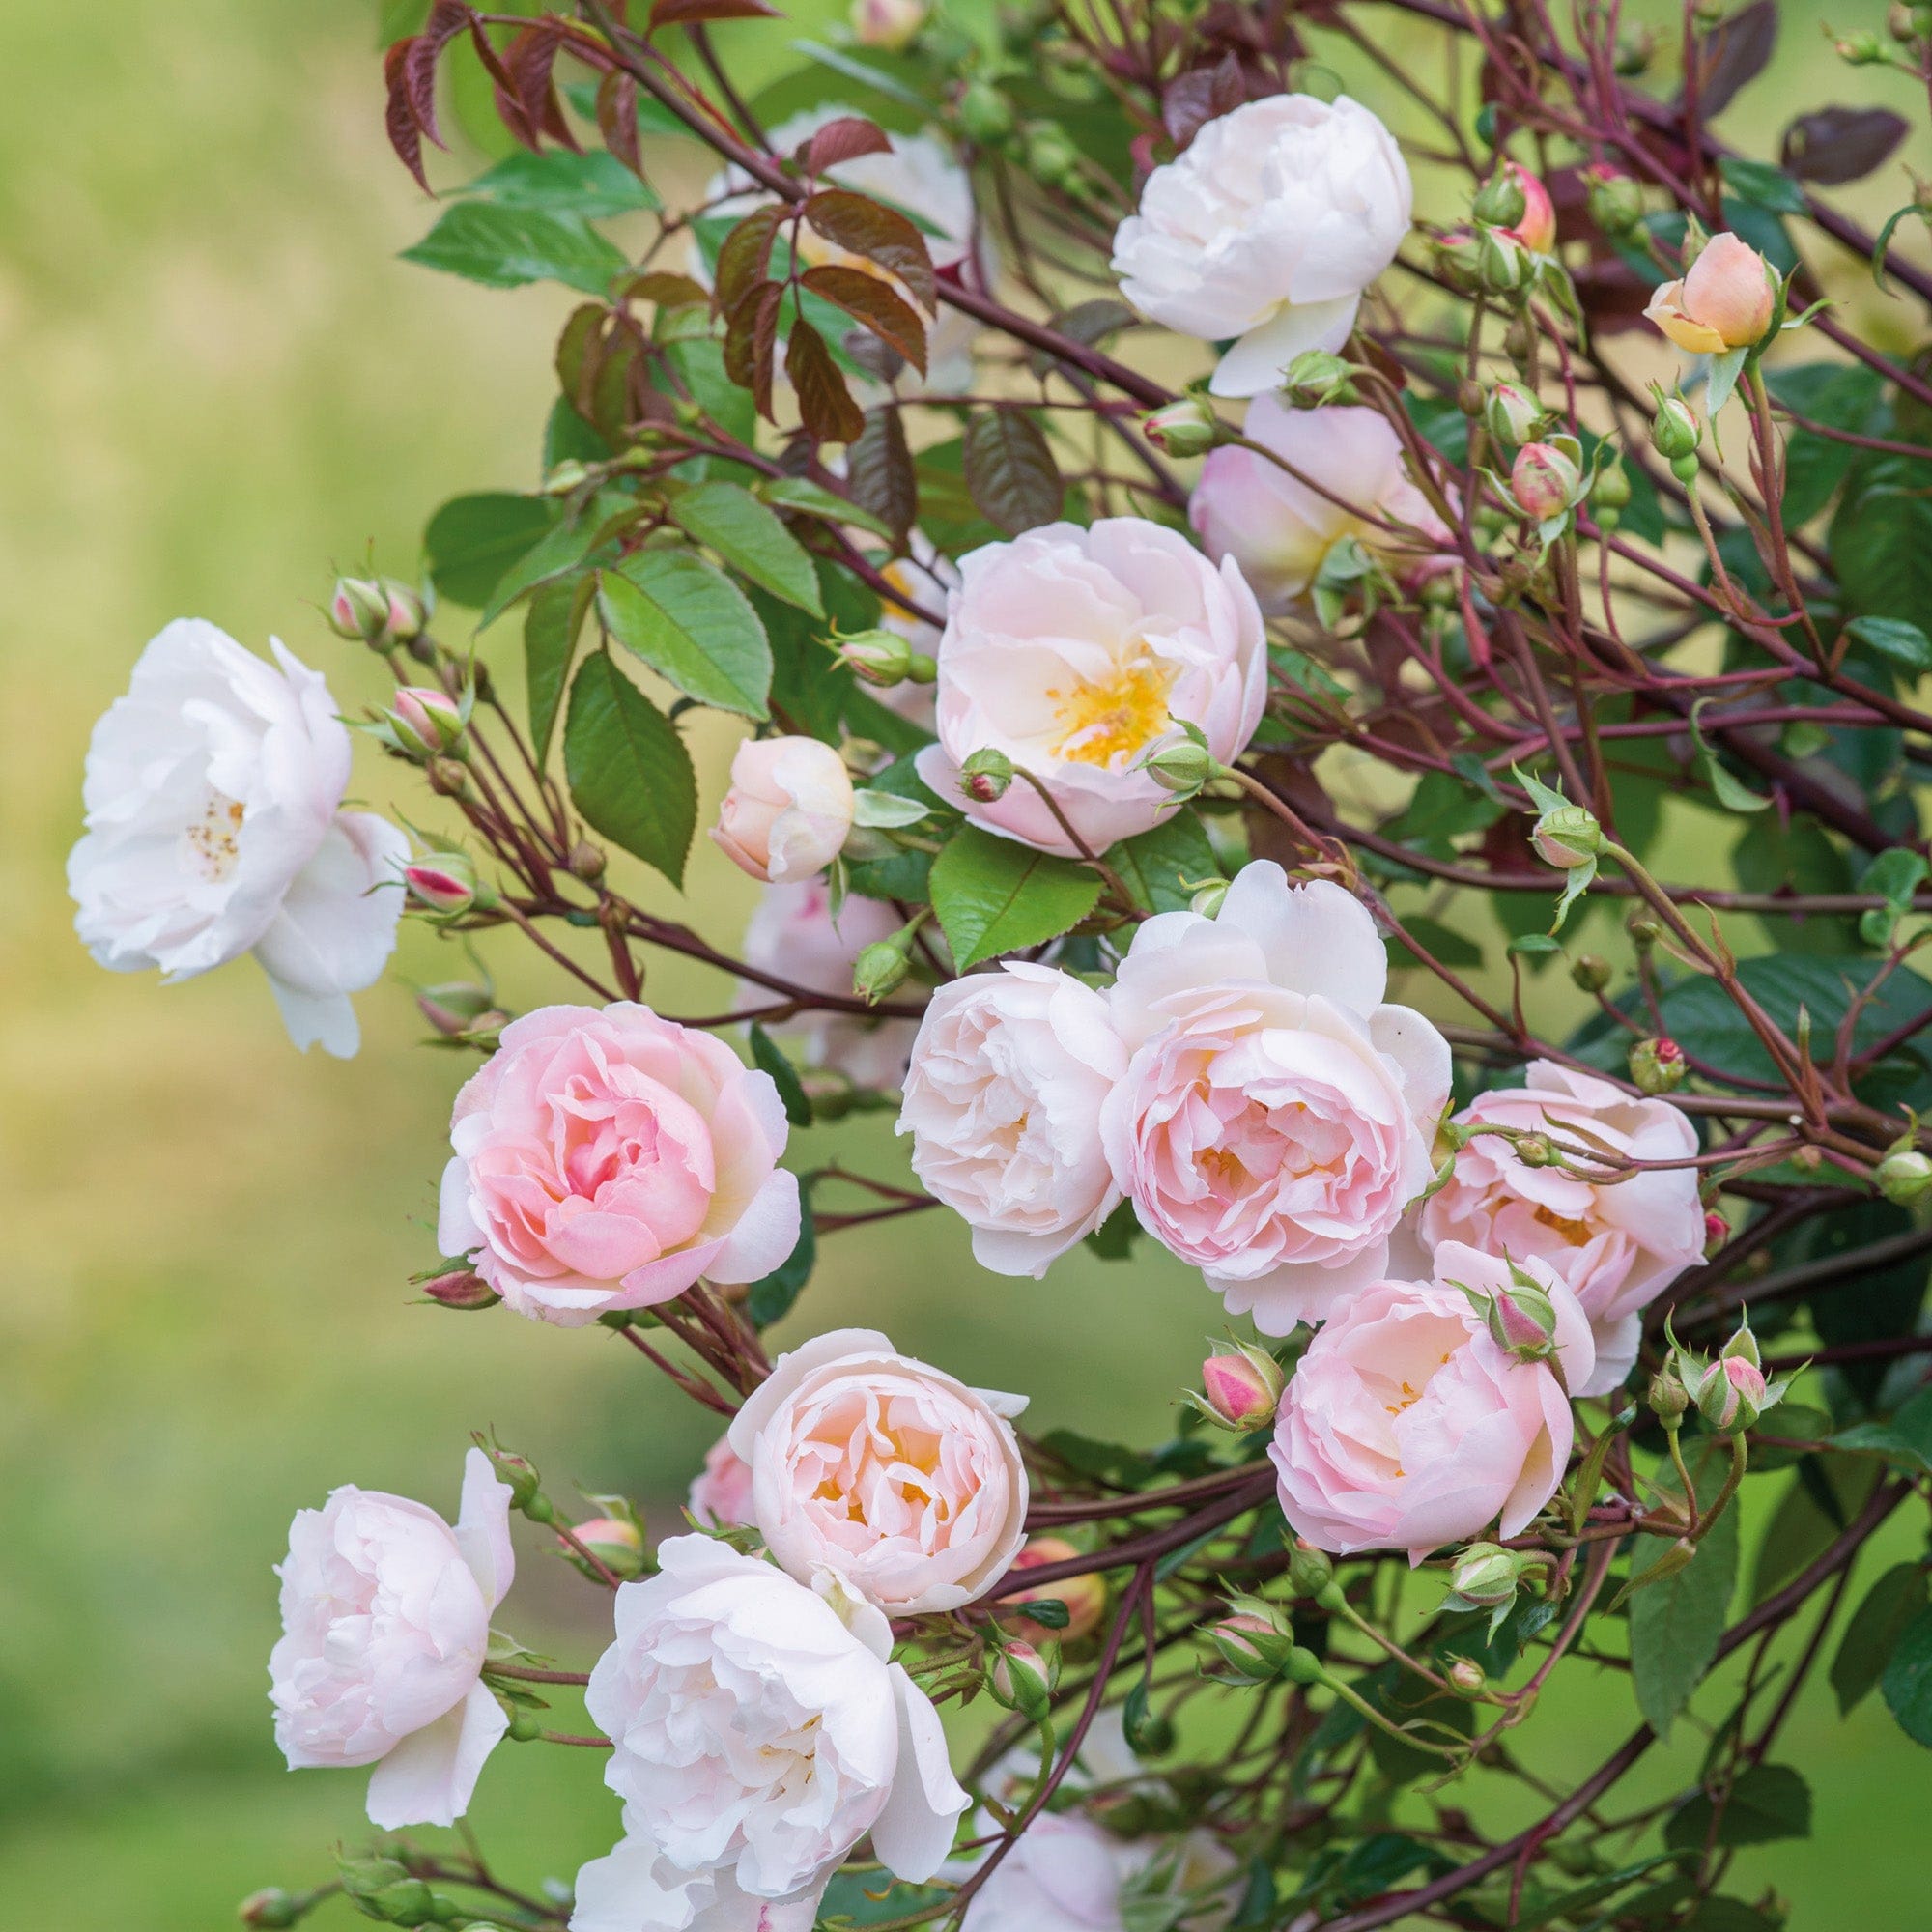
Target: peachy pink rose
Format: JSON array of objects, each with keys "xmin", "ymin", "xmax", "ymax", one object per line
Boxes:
[
  {"xmin": 729, "ymin": 1327, "xmax": 1030, "ymax": 1614},
  {"xmin": 439, "ymin": 1003, "xmax": 801, "ymax": 1325},
  {"xmin": 1101, "ymin": 862, "xmax": 1452, "ymax": 1334},
  {"xmin": 687, "ymin": 1434, "xmax": 755, "ymax": 1530},
  {"xmin": 1269, "ymin": 1245, "xmax": 1592, "ymax": 1560},
  {"xmin": 1419, "ymin": 1060, "xmax": 1704, "ymax": 1396}
]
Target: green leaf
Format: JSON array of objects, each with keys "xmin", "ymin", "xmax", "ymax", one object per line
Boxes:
[
  {"xmin": 748, "ymin": 1176, "xmax": 816, "ymax": 1329},
  {"xmin": 1833, "ymin": 1562, "xmax": 1927, "ymax": 1715},
  {"xmin": 756, "ymin": 473, "xmax": 895, "ymax": 542},
  {"xmin": 456, "ymin": 148, "xmax": 660, "ymax": 217},
  {"xmin": 1704, "ymin": 344, "xmax": 1750, "ymax": 422},
  {"xmin": 1084, "ymin": 1198, "xmax": 1141, "ymax": 1262},
  {"xmin": 1718, "ymin": 155, "xmax": 1807, "ymax": 213},
  {"xmin": 1664, "ymin": 1763, "xmax": 1812, "ymax": 1851},
  {"xmin": 480, "ymin": 494, "xmax": 619, "ymax": 630},
  {"xmin": 401, "ymin": 202, "xmax": 628, "ymax": 297},
  {"xmin": 928, "ymin": 826, "xmax": 1102, "ymax": 970},
  {"xmin": 1832, "ymin": 1386, "xmax": 1932, "ymax": 1476},
  {"xmin": 1884, "ymin": 1603, "xmax": 1932, "ymax": 1746},
  {"xmin": 1690, "ymin": 697, "xmax": 1771, "ymax": 811},
  {"xmin": 748, "ymin": 1022, "xmax": 813, "ymax": 1128},
  {"xmin": 562, "ymin": 653, "xmax": 696, "ymax": 887},
  {"xmin": 1105, "ymin": 813, "xmax": 1219, "ymax": 914},
  {"xmin": 1396, "ymin": 916, "xmax": 1484, "ymax": 969},
  {"xmin": 526, "ymin": 575, "xmax": 592, "ymax": 767},
  {"xmin": 1037, "ymin": 1428, "xmax": 1150, "ymax": 1488},
  {"xmin": 664, "ymin": 480, "xmax": 823, "ymax": 615},
  {"xmin": 599, "ymin": 553, "xmax": 772, "ymax": 719},
  {"xmin": 424, "ymin": 493, "xmax": 558, "ymax": 609},
  {"xmin": 1832, "ymin": 489, "xmax": 1932, "ymax": 625},
  {"xmin": 1859, "ymin": 847, "xmax": 1929, "ymax": 948},
  {"xmin": 1846, "ymin": 615, "xmax": 1932, "ymax": 673},
  {"xmin": 1629, "ymin": 1451, "xmax": 1739, "ymax": 1738}
]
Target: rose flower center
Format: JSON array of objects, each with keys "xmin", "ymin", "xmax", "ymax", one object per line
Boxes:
[{"xmin": 1047, "ymin": 652, "xmax": 1177, "ymax": 767}]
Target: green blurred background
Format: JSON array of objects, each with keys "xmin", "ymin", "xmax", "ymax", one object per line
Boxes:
[{"xmin": 0, "ymin": 1, "xmax": 1923, "ymax": 1924}]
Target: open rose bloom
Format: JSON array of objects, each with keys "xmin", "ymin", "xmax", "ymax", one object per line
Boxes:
[
  {"xmin": 1420, "ymin": 1060, "xmax": 1705, "ymax": 1394},
  {"xmin": 439, "ymin": 1003, "xmax": 801, "ymax": 1323},
  {"xmin": 1644, "ymin": 231, "xmax": 1776, "ymax": 354},
  {"xmin": 269, "ymin": 1448, "xmax": 514, "ymax": 1828},
  {"xmin": 1270, "ymin": 1246, "xmax": 1593, "ymax": 1559},
  {"xmin": 1189, "ymin": 397, "xmax": 1453, "ymax": 613},
  {"xmin": 1111, "ymin": 93, "xmax": 1411, "ymax": 397},
  {"xmin": 582, "ymin": 1537, "xmax": 969, "ymax": 1924},
  {"xmin": 69, "ymin": 618, "xmax": 406, "ymax": 1055},
  {"xmin": 916, "ymin": 518, "xmax": 1266, "ymax": 855},
  {"xmin": 1103, "ymin": 863, "xmax": 1452, "ymax": 1332},
  {"xmin": 729, "ymin": 1327, "xmax": 1030, "ymax": 1614}
]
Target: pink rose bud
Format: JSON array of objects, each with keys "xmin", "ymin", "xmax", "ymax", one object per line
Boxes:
[
  {"xmin": 420, "ymin": 1266, "xmax": 497, "ymax": 1310},
  {"xmin": 1003, "ymin": 1536, "xmax": 1107, "ymax": 1644},
  {"xmin": 711, "ymin": 735, "xmax": 855, "ymax": 885},
  {"xmin": 1509, "ymin": 441, "xmax": 1581, "ymax": 521},
  {"xmin": 1208, "ymin": 1610, "xmax": 1293, "ymax": 1681},
  {"xmin": 1460, "ymin": 1264, "xmax": 1559, "ymax": 1363},
  {"xmin": 987, "ymin": 1640, "xmax": 1056, "ymax": 1718},
  {"xmin": 835, "ymin": 628, "xmax": 917, "ymax": 688},
  {"xmin": 417, "ymin": 980, "xmax": 497, "ymax": 1036},
  {"xmin": 392, "ymin": 685, "xmax": 465, "ymax": 755},
  {"xmin": 1630, "ymin": 1035, "xmax": 1686, "ymax": 1094},
  {"xmin": 1198, "ymin": 1346, "xmax": 1284, "ymax": 1432},
  {"xmin": 958, "ymin": 747, "xmax": 1014, "ymax": 803},
  {"xmin": 574, "ymin": 1514, "xmax": 646, "ymax": 1579},
  {"xmin": 1505, "ymin": 162, "xmax": 1557, "ymax": 255},
  {"xmin": 1484, "ymin": 381, "xmax": 1546, "ymax": 449},
  {"xmin": 1704, "ymin": 1210, "xmax": 1731, "ymax": 1254},
  {"xmin": 327, "ymin": 576, "xmax": 389, "ymax": 641},
  {"xmin": 1142, "ymin": 394, "xmax": 1220, "ymax": 458},
  {"xmin": 1530, "ymin": 802, "xmax": 1603, "ymax": 870},
  {"xmin": 406, "ymin": 854, "xmax": 488, "ymax": 916},
  {"xmin": 1644, "ymin": 232, "xmax": 1776, "ymax": 355},
  {"xmin": 1695, "ymin": 1352, "xmax": 1766, "ymax": 1433},
  {"xmin": 849, "ymin": 0, "xmax": 924, "ymax": 48}
]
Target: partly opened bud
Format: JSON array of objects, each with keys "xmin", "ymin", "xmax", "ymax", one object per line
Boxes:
[
  {"xmin": 392, "ymin": 684, "xmax": 467, "ymax": 755},
  {"xmin": 574, "ymin": 1515, "xmax": 647, "ymax": 1579},
  {"xmin": 1447, "ymin": 1541, "xmax": 1526, "ymax": 1608},
  {"xmin": 420, "ymin": 1266, "xmax": 498, "ymax": 1311},
  {"xmin": 1703, "ymin": 1210, "xmax": 1731, "ymax": 1255},
  {"xmin": 1208, "ymin": 1610, "xmax": 1294, "ymax": 1682},
  {"xmin": 836, "ymin": 628, "xmax": 917, "ymax": 688},
  {"xmin": 1645, "ymin": 232, "xmax": 1776, "ymax": 355},
  {"xmin": 1877, "ymin": 1148, "xmax": 1932, "ymax": 1207},
  {"xmin": 1002, "ymin": 1536, "xmax": 1107, "ymax": 1644},
  {"xmin": 406, "ymin": 853, "xmax": 491, "ymax": 916},
  {"xmin": 1460, "ymin": 1264, "xmax": 1559, "ymax": 1363},
  {"xmin": 1195, "ymin": 1343, "xmax": 1284, "ymax": 1432},
  {"xmin": 987, "ymin": 1640, "xmax": 1056, "ymax": 1719},
  {"xmin": 1629, "ymin": 1036, "xmax": 1687, "ymax": 1094},
  {"xmin": 1141, "ymin": 394, "xmax": 1220, "ymax": 457},
  {"xmin": 1509, "ymin": 441, "xmax": 1582, "ymax": 522},
  {"xmin": 1503, "ymin": 162, "xmax": 1557, "ymax": 255},
  {"xmin": 1484, "ymin": 382, "xmax": 1546, "ymax": 450},
  {"xmin": 1531, "ymin": 802, "xmax": 1604, "ymax": 869},
  {"xmin": 1693, "ymin": 1352, "xmax": 1768, "ymax": 1434},
  {"xmin": 959, "ymin": 747, "xmax": 1014, "ymax": 804}
]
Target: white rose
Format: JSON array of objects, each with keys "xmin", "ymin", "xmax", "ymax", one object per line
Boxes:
[
  {"xmin": 1189, "ymin": 398, "xmax": 1454, "ymax": 613},
  {"xmin": 1101, "ymin": 862, "xmax": 1452, "ymax": 1334},
  {"xmin": 571, "ymin": 1818, "xmax": 822, "ymax": 1932},
  {"xmin": 728, "ymin": 1327, "xmax": 1029, "ymax": 1614},
  {"xmin": 958, "ymin": 1814, "xmax": 1238, "ymax": 1932},
  {"xmin": 583, "ymin": 1537, "xmax": 968, "ymax": 1920},
  {"xmin": 269, "ymin": 1447, "xmax": 514, "ymax": 1830},
  {"xmin": 736, "ymin": 881, "xmax": 923, "ymax": 1091},
  {"xmin": 914, "ymin": 519, "xmax": 1266, "ymax": 856},
  {"xmin": 69, "ymin": 618, "xmax": 407, "ymax": 1056},
  {"xmin": 711, "ymin": 736, "xmax": 855, "ymax": 885},
  {"xmin": 704, "ymin": 108, "xmax": 988, "ymax": 392},
  {"xmin": 1111, "ymin": 94, "xmax": 1412, "ymax": 398},
  {"xmin": 898, "ymin": 962, "xmax": 1126, "ymax": 1276}
]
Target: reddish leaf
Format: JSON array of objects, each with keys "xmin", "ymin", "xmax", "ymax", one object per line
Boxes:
[
  {"xmin": 803, "ymin": 116, "xmax": 894, "ymax": 176},
  {"xmin": 787, "ymin": 320, "xmax": 866, "ymax": 444},
  {"xmin": 715, "ymin": 204, "xmax": 784, "ymax": 315},
  {"xmin": 624, "ymin": 270, "xmax": 710, "ymax": 307},
  {"xmin": 1687, "ymin": 0, "xmax": 1776, "ymax": 120},
  {"xmin": 384, "ymin": 41, "xmax": 430, "ymax": 190},
  {"xmin": 725, "ymin": 282, "xmax": 784, "ymax": 421},
  {"xmin": 1162, "ymin": 52, "xmax": 1246, "ymax": 150},
  {"xmin": 505, "ymin": 23, "xmax": 580, "ymax": 152},
  {"xmin": 801, "ymin": 264, "xmax": 928, "ymax": 375},
  {"xmin": 963, "ymin": 409, "xmax": 1062, "ymax": 535},
  {"xmin": 649, "ymin": 0, "xmax": 780, "ymax": 26},
  {"xmin": 847, "ymin": 408, "xmax": 917, "ymax": 544},
  {"xmin": 405, "ymin": 0, "xmax": 471, "ymax": 149},
  {"xmin": 556, "ymin": 303, "xmax": 609, "ymax": 416},
  {"xmin": 1781, "ymin": 106, "xmax": 1910, "ymax": 186},
  {"xmin": 803, "ymin": 190, "xmax": 935, "ymax": 311},
  {"xmin": 597, "ymin": 71, "xmax": 643, "ymax": 179}
]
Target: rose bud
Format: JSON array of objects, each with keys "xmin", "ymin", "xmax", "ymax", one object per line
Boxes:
[
  {"xmin": 711, "ymin": 735, "xmax": 855, "ymax": 885},
  {"xmin": 1002, "ymin": 1536, "xmax": 1107, "ymax": 1644},
  {"xmin": 1514, "ymin": 1131, "xmax": 1559, "ymax": 1167},
  {"xmin": 1703, "ymin": 1209, "xmax": 1731, "ymax": 1254},
  {"xmin": 1139, "ymin": 732, "xmax": 1220, "ymax": 796},
  {"xmin": 1504, "ymin": 162, "xmax": 1557, "ymax": 255},
  {"xmin": 417, "ymin": 980, "xmax": 497, "ymax": 1037},
  {"xmin": 420, "ymin": 1266, "xmax": 498, "ymax": 1311},
  {"xmin": 1694, "ymin": 1352, "xmax": 1767, "ymax": 1434},
  {"xmin": 1583, "ymin": 167, "xmax": 1643, "ymax": 236},
  {"xmin": 849, "ymin": 0, "xmax": 925, "ymax": 49},
  {"xmin": 1288, "ymin": 1540, "xmax": 1336, "ymax": 1602},
  {"xmin": 1281, "ymin": 349, "xmax": 1361, "ymax": 408},
  {"xmin": 1571, "ymin": 952, "xmax": 1611, "ymax": 993},
  {"xmin": 1509, "ymin": 441, "xmax": 1582, "ymax": 521},
  {"xmin": 472, "ymin": 1433, "xmax": 553, "ymax": 1521},
  {"xmin": 1459, "ymin": 1262, "xmax": 1561, "ymax": 1364},
  {"xmin": 1645, "ymin": 232, "xmax": 1776, "ymax": 355},
  {"xmin": 1194, "ymin": 1343, "xmax": 1285, "ymax": 1433},
  {"xmin": 1590, "ymin": 461, "xmax": 1633, "ymax": 531},
  {"xmin": 986, "ymin": 1640, "xmax": 1056, "ymax": 1719},
  {"xmin": 1649, "ymin": 1358, "xmax": 1691, "ymax": 1426},
  {"xmin": 391, "ymin": 684, "xmax": 466, "ymax": 756},
  {"xmin": 1629, "ymin": 1036, "xmax": 1687, "ymax": 1094},
  {"xmin": 573, "ymin": 1514, "xmax": 646, "ymax": 1580},
  {"xmin": 1208, "ymin": 1610, "xmax": 1293, "ymax": 1682},
  {"xmin": 1447, "ymin": 1658, "xmax": 1488, "ymax": 1698},
  {"xmin": 327, "ymin": 576, "xmax": 391, "ymax": 642},
  {"xmin": 567, "ymin": 838, "xmax": 607, "ymax": 882},
  {"xmin": 1188, "ymin": 876, "xmax": 1229, "ymax": 918},
  {"xmin": 836, "ymin": 628, "xmax": 918, "ymax": 688},
  {"xmin": 1470, "ymin": 165, "xmax": 1528, "ymax": 234},
  {"xmin": 957, "ymin": 747, "xmax": 1014, "ymax": 803},
  {"xmin": 1446, "ymin": 1542, "xmax": 1526, "ymax": 1609},
  {"xmin": 1530, "ymin": 800, "xmax": 1604, "ymax": 869},
  {"xmin": 1477, "ymin": 228, "xmax": 1534, "ymax": 297},
  {"xmin": 1142, "ymin": 394, "xmax": 1221, "ymax": 458},
  {"xmin": 1484, "ymin": 381, "xmax": 1546, "ymax": 450},
  {"xmin": 1878, "ymin": 1148, "xmax": 1932, "ymax": 1207},
  {"xmin": 406, "ymin": 853, "xmax": 491, "ymax": 917},
  {"xmin": 239, "ymin": 1889, "xmax": 301, "ymax": 1929},
  {"xmin": 1650, "ymin": 391, "xmax": 1703, "ymax": 467},
  {"xmin": 957, "ymin": 80, "xmax": 1015, "ymax": 145}
]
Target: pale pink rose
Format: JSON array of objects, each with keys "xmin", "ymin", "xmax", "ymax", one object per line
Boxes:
[
  {"xmin": 1419, "ymin": 1060, "xmax": 1704, "ymax": 1396},
  {"xmin": 269, "ymin": 1448, "xmax": 514, "ymax": 1829},
  {"xmin": 1101, "ymin": 862, "xmax": 1451, "ymax": 1334},
  {"xmin": 438, "ymin": 1003, "xmax": 801, "ymax": 1325},
  {"xmin": 711, "ymin": 736, "xmax": 854, "ymax": 885},
  {"xmin": 728, "ymin": 1327, "xmax": 1029, "ymax": 1614},
  {"xmin": 898, "ymin": 962, "xmax": 1127, "ymax": 1276},
  {"xmin": 1269, "ymin": 1245, "xmax": 1592, "ymax": 1560},
  {"xmin": 688, "ymin": 1435, "xmax": 755, "ymax": 1530},
  {"xmin": 1111, "ymin": 95, "xmax": 1412, "ymax": 398},
  {"xmin": 915, "ymin": 519, "xmax": 1264, "ymax": 856},
  {"xmin": 736, "ymin": 881, "xmax": 923, "ymax": 1090},
  {"xmin": 1645, "ymin": 232, "xmax": 1776, "ymax": 355},
  {"xmin": 1189, "ymin": 399, "xmax": 1453, "ymax": 614},
  {"xmin": 961, "ymin": 1813, "xmax": 1127, "ymax": 1932},
  {"xmin": 584, "ymin": 1538, "xmax": 968, "ymax": 1918}
]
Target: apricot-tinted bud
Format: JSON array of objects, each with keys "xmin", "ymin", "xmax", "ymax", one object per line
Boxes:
[
  {"xmin": 1510, "ymin": 441, "xmax": 1582, "ymax": 521},
  {"xmin": 1003, "ymin": 1536, "xmax": 1107, "ymax": 1643},
  {"xmin": 1630, "ymin": 1036, "xmax": 1687, "ymax": 1094},
  {"xmin": 574, "ymin": 1515, "xmax": 647, "ymax": 1579}
]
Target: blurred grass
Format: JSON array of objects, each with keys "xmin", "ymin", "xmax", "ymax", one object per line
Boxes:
[{"xmin": 0, "ymin": 1, "xmax": 1925, "ymax": 1925}]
